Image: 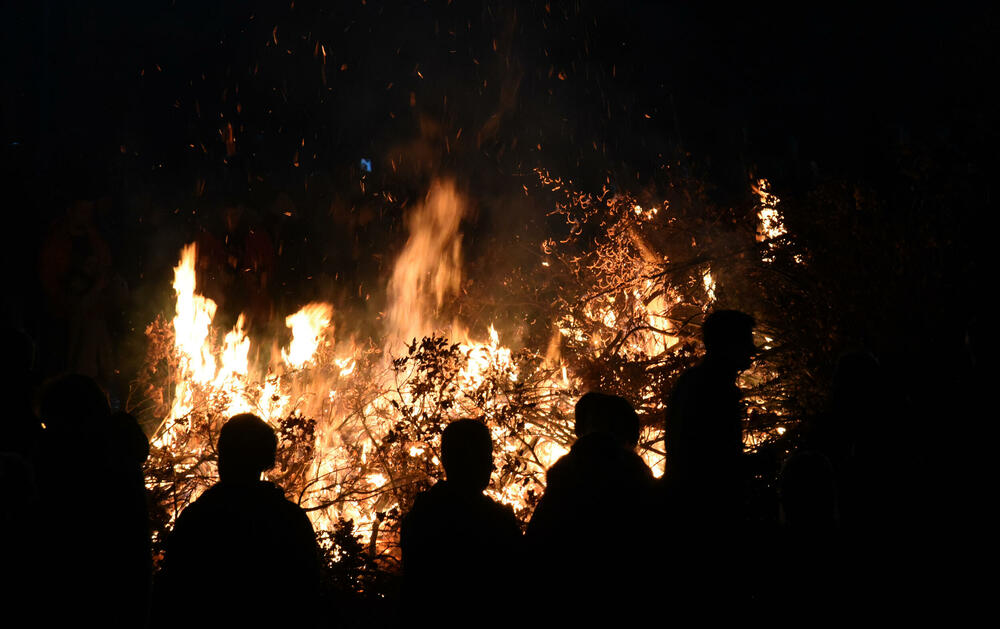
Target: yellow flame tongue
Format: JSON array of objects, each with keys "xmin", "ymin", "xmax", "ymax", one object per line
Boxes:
[{"xmin": 282, "ymin": 303, "xmax": 333, "ymax": 369}]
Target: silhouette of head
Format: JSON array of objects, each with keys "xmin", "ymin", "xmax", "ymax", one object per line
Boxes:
[
  {"xmin": 702, "ymin": 309, "xmax": 756, "ymax": 372},
  {"xmin": 217, "ymin": 414, "xmax": 277, "ymax": 483},
  {"xmin": 607, "ymin": 395, "xmax": 641, "ymax": 448},
  {"xmin": 110, "ymin": 411, "xmax": 151, "ymax": 466},
  {"xmin": 440, "ymin": 419, "xmax": 493, "ymax": 493},
  {"xmin": 574, "ymin": 392, "xmax": 641, "ymax": 448},
  {"xmin": 574, "ymin": 392, "xmax": 606, "ymax": 438},
  {"xmin": 38, "ymin": 373, "xmax": 111, "ymax": 435}
]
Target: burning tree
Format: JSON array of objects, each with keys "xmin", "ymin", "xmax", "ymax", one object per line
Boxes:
[{"xmin": 524, "ymin": 171, "xmax": 801, "ymax": 448}]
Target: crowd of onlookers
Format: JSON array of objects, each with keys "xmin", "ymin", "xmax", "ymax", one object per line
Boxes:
[{"xmin": 0, "ymin": 309, "xmax": 953, "ymax": 627}]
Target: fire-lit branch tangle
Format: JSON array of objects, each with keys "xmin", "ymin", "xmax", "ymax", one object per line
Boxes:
[{"xmin": 142, "ymin": 175, "xmax": 794, "ymax": 563}]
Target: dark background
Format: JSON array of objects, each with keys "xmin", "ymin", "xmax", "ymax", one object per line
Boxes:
[{"xmin": 2, "ymin": 0, "xmax": 995, "ymax": 390}]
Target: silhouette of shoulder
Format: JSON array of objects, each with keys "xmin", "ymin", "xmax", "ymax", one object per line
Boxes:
[
  {"xmin": 400, "ymin": 418, "xmax": 521, "ymax": 626},
  {"xmin": 529, "ymin": 433, "xmax": 652, "ymax": 538},
  {"xmin": 546, "ymin": 432, "xmax": 652, "ymax": 492},
  {"xmin": 667, "ymin": 362, "xmax": 741, "ymax": 414},
  {"xmin": 402, "ymin": 480, "xmax": 519, "ymax": 563},
  {"xmin": 401, "ymin": 479, "xmax": 521, "ymax": 625},
  {"xmin": 162, "ymin": 480, "xmax": 318, "ymax": 627},
  {"xmin": 665, "ymin": 362, "xmax": 743, "ymax": 470},
  {"xmin": 409, "ymin": 479, "xmax": 517, "ymax": 518},
  {"xmin": 525, "ymin": 433, "xmax": 655, "ymax": 624},
  {"xmin": 178, "ymin": 479, "xmax": 307, "ymax": 519},
  {"xmin": 170, "ymin": 480, "xmax": 315, "ymax": 559}
]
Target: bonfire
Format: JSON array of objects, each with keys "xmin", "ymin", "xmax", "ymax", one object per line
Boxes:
[{"xmin": 137, "ymin": 172, "xmax": 798, "ymax": 587}]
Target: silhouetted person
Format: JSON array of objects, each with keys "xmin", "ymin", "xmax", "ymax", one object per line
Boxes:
[
  {"xmin": 828, "ymin": 351, "xmax": 910, "ymax": 534},
  {"xmin": 0, "ymin": 448, "xmax": 37, "ymax": 624},
  {"xmin": 400, "ymin": 419, "xmax": 521, "ymax": 628},
  {"xmin": 771, "ymin": 450, "xmax": 846, "ymax": 621},
  {"xmin": 1, "ymin": 326, "xmax": 42, "ymax": 612},
  {"xmin": 661, "ymin": 310, "xmax": 756, "ymax": 620},
  {"xmin": 32, "ymin": 374, "xmax": 151, "ymax": 628},
  {"xmin": 792, "ymin": 350, "xmax": 890, "ymax": 531},
  {"xmin": 526, "ymin": 393, "xmax": 654, "ymax": 622},
  {"xmin": 155, "ymin": 414, "xmax": 319, "ymax": 629},
  {"xmin": 664, "ymin": 310, "xmax": 755, "ymax": 512},
  {"xmin": 823, "ymin": 350, "xmax": 918, "ymax": 616},
  {"xmin": 0, "ymin": 325, "xmax": 41, "ymax": 457},
  {"xmin": 952, "ymin": 317, "xmax": 988, "ymax": 615}
]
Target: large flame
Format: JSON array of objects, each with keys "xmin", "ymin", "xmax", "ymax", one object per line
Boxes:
[
  {"xmin": 386, "ymin": 178, "xmax": 466, "ymax": 342},
  {"xmin": 168, "ymin": 244, "xmax": 218, "ymax": 424}
]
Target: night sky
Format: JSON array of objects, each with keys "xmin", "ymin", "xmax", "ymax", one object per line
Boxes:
[
  {"xmin": 2, "ymin": 0, "xmax": 995, "ymax": 376},
  {"xmin": 6, "ymin": 3, "xmax": 994, "ymax": 180}
]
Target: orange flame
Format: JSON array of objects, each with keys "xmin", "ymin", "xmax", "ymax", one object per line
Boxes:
[{"xmin": 282, "ymin": 303, "xmax": 333, "ymax": 369}]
